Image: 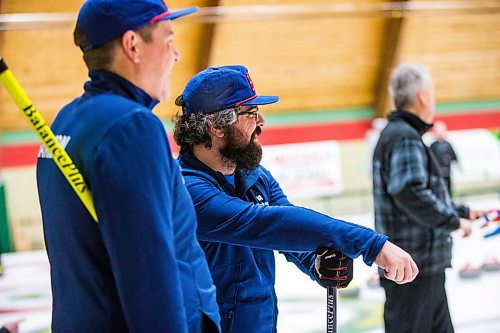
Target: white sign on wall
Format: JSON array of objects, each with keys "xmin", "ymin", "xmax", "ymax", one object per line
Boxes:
[
  {"xmin": 448, "ymin": 129, "xmax": 500, "ymax": 182},
  {"xmin": 424, "ymin": 129, "xmax": 500, "ymax": 183},
  {"xmin": 261, "ymin": 140, "xmax": 343, "ymax": 199}
]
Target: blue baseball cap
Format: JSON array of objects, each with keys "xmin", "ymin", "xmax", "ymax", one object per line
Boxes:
[
  {"xmin": 76, "ymin": 0, "xmax": 198, "ymax": 51},
  {"xmin": 181, "ymin": 65, "xmax": 279, "ymax": 115}
]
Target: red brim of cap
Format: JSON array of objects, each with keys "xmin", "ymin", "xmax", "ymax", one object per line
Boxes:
[
  {"xmin": 161, "ymin": 6, "xmax": 198, "ymax": 21},
  {"xmin": 241, "ymin": 95, "xmax": 279, "ymax": 106}
]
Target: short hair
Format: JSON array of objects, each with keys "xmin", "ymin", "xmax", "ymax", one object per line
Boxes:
[
  {"xmin": 389, "ymin": 62, "xmax": 432, "ymax": 110},
  {"xmin": 173, "ymin": 97, "xmax": 239, "ymax": 152},
  {"xmin": 73, "ymin": 23, "xmax": 157, "ymax": 71}
]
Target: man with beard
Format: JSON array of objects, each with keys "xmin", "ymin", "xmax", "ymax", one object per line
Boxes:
[{"xmin": 174, "ymin": 65, "xmax": 419, "ymax": 333}]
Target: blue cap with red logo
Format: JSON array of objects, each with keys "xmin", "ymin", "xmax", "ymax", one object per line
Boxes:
[
  {"xmin": 77, "ymin": 0, "xmax": 198, "ymax": 51},
  {"xmin": 181, "ymin": 65, "xmax": 279, "ymax": 115}
]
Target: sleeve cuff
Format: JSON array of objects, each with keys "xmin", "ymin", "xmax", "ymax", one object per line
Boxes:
[
  {"xmin": 459, "ymin": 206, "xmax": 470, "ymax": 219},
  {"xmin": 449, "ymin": 216, "xmax": 461, "ymax": 230},
  {"xmin": 364, "ymin": 235, "xmax": 389, "ymax": 266}
]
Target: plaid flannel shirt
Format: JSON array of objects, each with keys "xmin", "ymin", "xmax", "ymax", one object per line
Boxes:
[{"xmin": 373, "ymin": 111, "xmax": 469, "ymax": 275}]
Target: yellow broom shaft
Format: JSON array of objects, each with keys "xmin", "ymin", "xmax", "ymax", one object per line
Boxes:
[{"xmin": 0, "ymin": 57, "xmax": 97, "ymax": 222}]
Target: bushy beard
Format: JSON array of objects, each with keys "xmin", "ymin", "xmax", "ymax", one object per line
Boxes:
[{"xmin": 220, "ymin": 126, "xmax": 262, "ymax": 170}]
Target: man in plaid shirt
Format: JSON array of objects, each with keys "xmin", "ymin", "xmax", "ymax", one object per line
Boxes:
[{"xmin": 372, "ymin": 63, "xmax": 482, "ymax": 333}]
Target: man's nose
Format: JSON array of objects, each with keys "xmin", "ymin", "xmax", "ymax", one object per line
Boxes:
[{"xmin": 256, "ymin": 112, "xmax": 265, "ymax": 126}]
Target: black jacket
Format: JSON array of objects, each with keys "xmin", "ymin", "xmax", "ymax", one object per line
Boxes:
[{"xmin": 372, "ymin": 110, "xmax": 469, "ymax": 275}]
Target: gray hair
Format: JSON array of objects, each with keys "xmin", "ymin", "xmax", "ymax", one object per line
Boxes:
[
  {"xmin": 389, "ymin": 62, "xmax": 432, "ymax": 110},
  {"xmin": 172, "ymin": 107, "xmax": 239, "ymax": 152}
]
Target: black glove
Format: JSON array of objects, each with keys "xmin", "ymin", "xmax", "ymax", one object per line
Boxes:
[{"xmin": 314, "ymin": 248, "xmax": 353, "ymax": 288}]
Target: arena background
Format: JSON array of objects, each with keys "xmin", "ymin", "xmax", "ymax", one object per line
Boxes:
[{"xmin": 0, "ymin": 1, "xmax": 499, "ymax": 332}]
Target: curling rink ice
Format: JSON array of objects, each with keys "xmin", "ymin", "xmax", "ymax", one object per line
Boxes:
[
  {"xmin": 275, "ymin": 194, "xmax": 500, "ymax": 333},
  {"xmin": 0, "ymin": 194, "xmax": 499, "ymax": 333}
]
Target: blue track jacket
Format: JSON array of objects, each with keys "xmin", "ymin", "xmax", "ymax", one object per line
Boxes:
[
  {"xmin": 178, "ymin": 152, "xmax": 388, "ymax": 333},
  {"xmin": 37, "ymin": 71, "xmax": 220, "ymax": 333}
]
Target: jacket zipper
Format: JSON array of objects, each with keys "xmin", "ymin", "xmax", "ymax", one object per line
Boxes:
[{"xmin": 226, "ymin": 311, "xmax": 234, "ymax": 333}]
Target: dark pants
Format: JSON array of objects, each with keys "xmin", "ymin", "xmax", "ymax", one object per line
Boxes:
[{"xmin": 380, "ymin": 272, "xmax": 454, "ymax": 333}]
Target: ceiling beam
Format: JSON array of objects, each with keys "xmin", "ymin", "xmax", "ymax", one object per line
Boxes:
[
  {"xmin": 195, "ymin": 0, "xmax": 220, "ymax": 72},
  {"xmin": 374, "ymin": 0, "xmax": 410, "ymax": 118}
]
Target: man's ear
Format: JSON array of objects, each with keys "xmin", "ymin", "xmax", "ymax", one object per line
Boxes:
[
  {"xmin": 416, "ymin": 89, "xmax": 428, "ymax": 107},
  {"xmin": 210, "ymin": 125, "xmax": 225, "ymax": 139},
  {"xmin": 121, "ymin": 30, "xmax": 140, "ymax": 64}
]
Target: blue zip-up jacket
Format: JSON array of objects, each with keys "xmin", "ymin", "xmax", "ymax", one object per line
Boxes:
[
  {"xmin": 178, "ymin": 152, "xmax": 388, "ymax": 333},
  {"xmin": 37, "ymin": 71, "xmax": 220, "ymax": 333}
]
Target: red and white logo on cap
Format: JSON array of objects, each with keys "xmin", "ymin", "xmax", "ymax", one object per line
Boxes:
[{"xmin": 246, "ymin": 73, "xmax": 255, "ymax": 92}]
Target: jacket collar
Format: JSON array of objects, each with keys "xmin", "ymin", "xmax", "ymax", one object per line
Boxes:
[
  {"xmin": 179, "ymin": 151, "xmax": 236, "ymax": 194},
  {"xmin": 179, "ymin": 150, "xmax": 221, "ymax": 178},
  {"xmin": 388, "ymin": 110, "xmax": 433, "ymax": 136},
  {"xmin": 178, "ymin": 151, "xmax": 261, "ymax": 197},
  {"xmin": 83, "ymin": 70, "xmax": 159, "ymax": 110}
]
